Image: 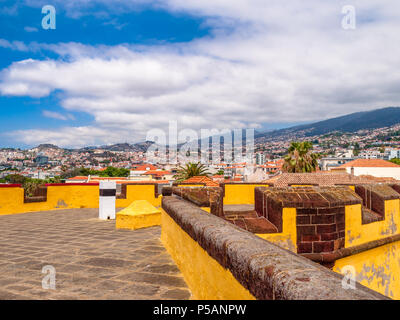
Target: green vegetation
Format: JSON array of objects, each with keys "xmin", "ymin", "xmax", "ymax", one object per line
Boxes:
[
  {"xmin": 0, "ymin": 174, "xmax": 62, "ymax": 197},
  {"xmin": 390, "ymin": 158, "xmax": 400, "ymax": 166},
  {"xmin": 60, "ymin": 166, "xmax": 130, "ymax": 179},
  {"xmin": 282, "ymin": 141, "xmax": 320, "ymax": 173},
  {"xmin": 173, "ymin": 162, "xmax": 210, "ymax": 182}
]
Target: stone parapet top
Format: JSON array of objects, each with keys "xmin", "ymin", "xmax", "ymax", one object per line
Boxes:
[{"xmin": 162, "ymin": 196, "xmax": 388, "ymax": 300}]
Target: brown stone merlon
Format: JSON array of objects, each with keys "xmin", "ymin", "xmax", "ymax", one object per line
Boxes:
[
  {"xmin": 354, "ymin": 184, "xmax": 400, "ymax": 219},
  {"xmin": 301, "ymin": 233, "xmax": 400, "ymax": 265},
  {"xmin": 172, "ymin": 182, "xmax": 206, "ymax": 187},
  {"xmin": 171, "ymin": 186, "xmax": 224, "ymax": 217},
  {"xmin": 117, "ymin": 183, "xmax": 159, "ymax": 199},
  {"xmin": 389, "ymin": 183, "xmax": 400, "ymax": 196},
  {"xmin": 162, "ymin": 196, "xmax": 388, "ymax": 300},
  {"xmin": 162, "ymin": 186, "xmax": 172, "ymax": 196},
  {"xmin": 24, "ymin": 185, "xmax": 48, "ymax": 203},
  {"xmin": 254, "ymin": 186, "xmax": 363, "ymax": 255}
]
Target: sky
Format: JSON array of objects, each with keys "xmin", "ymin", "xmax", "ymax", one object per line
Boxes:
[{"xmin": 0, "ymin": 1, "xmax": 400, "ymax": 148}]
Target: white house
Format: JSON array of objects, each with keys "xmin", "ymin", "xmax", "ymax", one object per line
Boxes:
[{"xmin": 335, "ymin": 159, "xmax": 400, "ymax": 180}]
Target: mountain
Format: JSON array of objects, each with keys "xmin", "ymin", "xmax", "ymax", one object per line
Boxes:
[
  {"xmin": 255, "ymin": 107, "xmax": 400, "ymax": 140},
  {"xmin": 36, "ymin": 144, "xmax": 60, "ymax": 149}
]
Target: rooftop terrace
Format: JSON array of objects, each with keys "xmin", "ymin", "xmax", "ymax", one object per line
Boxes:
[{"xmin": 0, "ymin": 208, "xmax": 190, "ymax": 300}]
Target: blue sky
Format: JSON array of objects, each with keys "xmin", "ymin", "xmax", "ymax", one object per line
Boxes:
[
  {"xmin": 0, "ymin": 1, "xmax": 399, "ymax": 148},
  {"xmin": 0, "ymin": 1, "xmax": 212, "ymax": 148}
]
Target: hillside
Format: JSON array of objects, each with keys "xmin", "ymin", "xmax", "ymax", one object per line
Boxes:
[{"xmin": 256, "ymin": 107, "xmax": 400, "ymax": 140}]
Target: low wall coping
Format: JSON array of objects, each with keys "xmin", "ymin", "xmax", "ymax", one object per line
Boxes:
[
  {"xmin": 162, "ymin": 196, "xmax": 388, "ymax": 300},
  {"xmin": 0, "ymin": 184, "xmax": 22, "ymax": 188}
]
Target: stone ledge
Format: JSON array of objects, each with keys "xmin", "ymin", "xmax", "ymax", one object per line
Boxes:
[
  {"xmin": 161, "ymin": 196, "xmax": 388, "ymax": 300},
  {"xmin": 301, "ymin": 233, "xmax": 400, "ymax": 264}
]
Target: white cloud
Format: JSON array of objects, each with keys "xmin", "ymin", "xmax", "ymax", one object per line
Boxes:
[
  {"xmin": 24, "ymin": 26, "xmax": 38, "ymax": 33},
  {"xmin": 42, "ymin": 110, "xmax": 75, "ymax": 121},
  {"xmin": 8, "ymin": 126, "xmax": 128, "ymax": 148},
  {"xmin": 2, "ymin": 1, "xmax": 400, "ymax": 147}
]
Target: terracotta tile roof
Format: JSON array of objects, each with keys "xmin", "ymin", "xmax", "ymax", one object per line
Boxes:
[
  {"xmin": 263, "ymin": 172, "xmax": 379, "ymax": 187},
  {"xmin": 182, "ymin": 176, "xmax": 219, "ymax": 187},
  {"xmin": 131, "ymin": 164, "xmax": 158, "ymax": 171},
  {"xmin": 358, "ymin": 175, "xmax": 399, "ymax": 183},
  {"xmin": 338, "ymin": 159, "xmax": 400, "ymax": 168},
  {"xmin": 143, "ymin": 170, "xmax": 171, "ymax": 176}
]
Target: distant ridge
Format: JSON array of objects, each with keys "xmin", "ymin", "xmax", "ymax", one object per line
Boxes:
[{"xmin": 255, "ymin": 107, "xmax": 400, "ymax": 139}]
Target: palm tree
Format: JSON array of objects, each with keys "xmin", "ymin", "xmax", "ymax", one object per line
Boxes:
[
  {"xmin": 282, "ymin": 141, "xmax": 320, "ymax": 173},
  {"xmin": 173, "ymin": 162, "xmax": 210, "ymax": 182}
]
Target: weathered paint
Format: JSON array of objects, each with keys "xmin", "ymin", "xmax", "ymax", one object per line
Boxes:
[
  {"xmin": 331, "ymin": 199, "xmax": 400, "ymax": 299},
  {"xmin": 161, "ymin": 210, "xmax": 256, "ymax": 300},
  {"xmin": 223, "ymin": 184, "xmax": 269, "ymax": 205},
  {"xmin": 0, "ymin": 184, "xmax": 161, "ymax": 215},
  {"xmin": 334, "ymin": 240, "xmax": 400, "ymax": 299},
  {"xmin": 116, "ymin": 184, "xmax": 161, "ymax": 208},
  {"xmin": 256, "ymin": 208, "xmax": 297, "ymax": 252},
  {"xmin": 345, "ymin": 200, "xmax": 400, "ymax": 248},
  {"xmin": 116, "ymin": 200, "xmax": 161, "ymax": 230},
  {"xmin": 0, "ymin": 185, "xmax": 98, "ymax": 215}
]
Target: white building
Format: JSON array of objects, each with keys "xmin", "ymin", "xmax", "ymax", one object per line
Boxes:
[{"xmin": 335, "ymin": 159, "xmax": 400, "ymax": 180}]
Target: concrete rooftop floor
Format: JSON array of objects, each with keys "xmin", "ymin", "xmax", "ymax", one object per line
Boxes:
[{"xmin": 0, "ymin": 208, "xmax": 191, "ymax": 300}]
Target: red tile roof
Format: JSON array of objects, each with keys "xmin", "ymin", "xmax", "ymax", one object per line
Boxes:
[
  {"xmin": 132, "ymin": 164, "xmax": 158, "ymax": 171},
  {"xmin": 143, "ymin": 170, "xmax": 171, "ymax": 176},
  {"xmin": 182, "ymin": 176, "xmax": 219, "ymax": 187},
  {"xmin": 338, "ymin": 159, "xmax": 400, "ymax": 168},
  {"xmin": 263, "ymin": 172, "xmax": 380, "ymax": 187}
]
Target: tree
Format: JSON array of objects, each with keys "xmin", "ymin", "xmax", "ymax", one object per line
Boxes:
[
  {"xmin": 216, "ymin": 169, "xmax": 224, "ymax": 176},
  {"xmin": 282, "ymin": 141, "xmax": 320, "ymax": 173},
  {"xmin": 173, "ymin": 162, "xmax": 210, "ymax": 182},
  {"xmin": 4, "ymin": 174, "xmax": 26, "ymax": 184},
  {"xmin": 390, "ymin": 158, "xmax": 400, "ymax": 166}
]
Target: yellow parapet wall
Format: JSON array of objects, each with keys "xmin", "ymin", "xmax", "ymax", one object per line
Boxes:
[
  {"xmin": 116, "ymin": 200, "xmax": 161, "ymax": 230},
  {"xmin": 344, "ymin": 200, "xmax": 400, "ymax": 247},
  {"xmin": 223, "ymin": 184, "xmax": 269, "ymax": 205},
  {"xmin": 334, "ymin": 240, "xmax": 400, "ymax": 299},
  {"xmin": 116, "ymin": 184, "xmax": 161, "ymax": 208},
  {"xmin": 161, "ymin": 210, "xmax": 255, "ymax": 300},
  {"xmin": 332, "ymin": 198, "xmax": 400, "ymax": 299},
  {"xmin": 256, "ymin": 208, "xmax": 297, "ymax": 252},
  {"xmin": 0, "ymin": 184, "xmax": 99, "ymax": 215},
  {"xmin": 0, "ymin": 183, "xmax": 161, "ymax": 215}
]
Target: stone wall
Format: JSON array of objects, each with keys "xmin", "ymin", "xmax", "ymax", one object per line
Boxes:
[
  {"xmin": 171, "ymin": 186, "xmax": 224, "ymax": 217},
  {"xmin": 161, "ymin": 196, "xmax": 387, "ymax": 300}
]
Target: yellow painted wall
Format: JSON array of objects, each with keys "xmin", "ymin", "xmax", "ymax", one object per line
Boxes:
[
  {"xmin": 334, "ymin": 240, "xmax": 400, "ymax": 299},
  {"xmin": 0, "ymin": 185, "xmax": 99, "ymax": 215},
  {"xmin": 116, "ymin": 184, "xmax": 161, "ymax": 208},
  {"xmin": 223, "ymin": 184, "xmax": 269, "ymax": 205},
  {"xmin": 161, "ymin": 210, "xmax": 256, "ymax": 300},
  {"xmin": 344, "ymin": 200, "xmax": 400, "ymax": 248},
  {"xmin": 116, "ymin": 200, "xmax": 161, "ymax": 230},
  {"xmin": 0, "ymin": 184, "xmax": 161, "ymax": 215},
  {"xmin": 332, "ymin": 199, "xmax": 400, "ymax": 299},
  {"xmin": 256, "ymin": 208, "xmax": 297, "ymax": 252}
]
